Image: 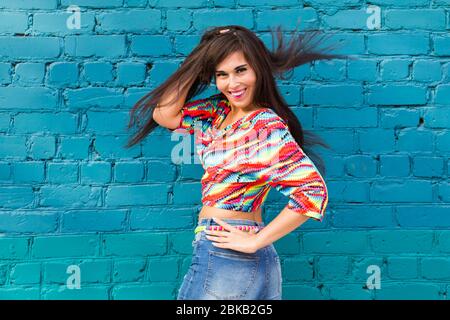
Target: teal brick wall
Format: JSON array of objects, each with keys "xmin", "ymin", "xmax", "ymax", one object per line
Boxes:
[{"xmin": 0, "ymin": 0, "xmax": 449, "ymax": 300}]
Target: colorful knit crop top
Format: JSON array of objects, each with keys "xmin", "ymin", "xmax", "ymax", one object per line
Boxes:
[{"xmin": 167, "ymin": 93, "xmax": 328, "ymax": 222}]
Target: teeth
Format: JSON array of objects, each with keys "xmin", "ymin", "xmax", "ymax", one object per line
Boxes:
[{"xmin": 230, "ymin": 89, "xmax": 245, "ymax": 96}]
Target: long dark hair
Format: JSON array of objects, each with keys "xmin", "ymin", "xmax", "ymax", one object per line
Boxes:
[{"xmin": 124, "ymin": 25, "xmax": 346, "ymax": 176}]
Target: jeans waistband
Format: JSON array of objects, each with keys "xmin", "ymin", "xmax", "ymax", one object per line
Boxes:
[
  {"xmin": 195, "ymin": 218, "xmax": 265, "ymax": 234},
  {"xmin": 197, "ymin": 218, "xmax": 265, "ymax": 227}
]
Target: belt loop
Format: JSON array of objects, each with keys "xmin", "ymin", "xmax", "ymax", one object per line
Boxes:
[{"xmin": 205, "ymin": 217, "xmax": 212, "ymax": 231}]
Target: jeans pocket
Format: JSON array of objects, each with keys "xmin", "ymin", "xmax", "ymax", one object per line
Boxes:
[
  {"xmin": 274, "ymin": 256, "xmax": 282, "ymax": 296},
  {"xmin": 204, "ymin": 250, "xmax": 259, "ymax": 299}
]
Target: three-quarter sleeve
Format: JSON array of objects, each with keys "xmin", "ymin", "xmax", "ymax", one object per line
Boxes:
[
  {"xmin": 167, "ymin": 94, "xmax": 221, "ymax": 135},
  {"xmin": 256, "ymin": 118, "xmax": 329, "ymax": 222}
]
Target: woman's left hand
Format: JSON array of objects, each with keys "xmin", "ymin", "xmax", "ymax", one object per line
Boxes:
[{"xmin": 204, "ymin": 217, "xmax": 261, "ymax": 254}]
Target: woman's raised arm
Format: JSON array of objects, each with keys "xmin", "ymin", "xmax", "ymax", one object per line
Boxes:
[{"xmin": 152, "ymin": 77, "xmax": 196, "ymax": 130}]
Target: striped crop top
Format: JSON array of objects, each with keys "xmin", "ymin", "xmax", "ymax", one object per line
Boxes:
[{"xmin": 167, "ymin": 93, "xmax": 328, "ymax": 222}]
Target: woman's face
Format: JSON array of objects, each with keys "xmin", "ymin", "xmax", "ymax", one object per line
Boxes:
[{"xmin": 214, "ymin": 50, "xmax": 257, "ymax": 112}]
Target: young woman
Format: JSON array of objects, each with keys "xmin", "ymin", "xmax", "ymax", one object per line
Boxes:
[{"xmin": 125, "ymin": 25, "xmax": 343, "ymax": 300}]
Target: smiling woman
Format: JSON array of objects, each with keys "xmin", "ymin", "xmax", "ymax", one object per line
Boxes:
[
  {"xmin": 124, "ymin": 24, "xmax": 344, "ymax": 300},
  {"xmin": 214, "ymin": 51, "xmax": 259, "ymax": 120}
]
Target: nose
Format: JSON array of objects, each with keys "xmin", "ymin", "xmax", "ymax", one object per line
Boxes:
[{"xmin": 227, "ymin": 74, "xmax": 240, "ymax": 90}]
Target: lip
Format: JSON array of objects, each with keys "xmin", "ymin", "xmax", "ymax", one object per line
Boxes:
[
  {"xmin": 229, "ymin": 88, "xmax": 247, "ymax": 98},
  {"xmin": 229, "ymin": 88, "xmax": 246, "ymax": 93}
]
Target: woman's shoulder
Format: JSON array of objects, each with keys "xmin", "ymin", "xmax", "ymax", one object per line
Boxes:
[{"xmin": 251, "ymin": 107, "xmax": 288, "ymax": 129}]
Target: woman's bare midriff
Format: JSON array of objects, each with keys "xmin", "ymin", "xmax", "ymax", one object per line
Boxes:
[{"xmin": 198, "ymin": 205, "xmax": 263, "ymax": 224}]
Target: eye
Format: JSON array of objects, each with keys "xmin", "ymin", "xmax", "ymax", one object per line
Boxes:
[{"xmin": 237, "ymin": 68, "xmax": 246, "ymax": 73}]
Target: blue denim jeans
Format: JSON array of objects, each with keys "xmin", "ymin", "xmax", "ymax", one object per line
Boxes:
[{"xmin": 177, "ymin": 218, "xmax": 282, "ymax": 300}]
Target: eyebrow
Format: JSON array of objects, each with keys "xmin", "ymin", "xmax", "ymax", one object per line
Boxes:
[{"xmin": 215, "ymin": 64, "xmax": 247, "ymax": 73}]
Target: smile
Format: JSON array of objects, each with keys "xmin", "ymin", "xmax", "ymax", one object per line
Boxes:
[{"xmin": 229, "ymin": 88, "xmax": 246, "ymax": 99}]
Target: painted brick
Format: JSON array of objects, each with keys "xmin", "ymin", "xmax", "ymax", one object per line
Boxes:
[
  {"xmin": 0, "ymin": 187, "xmax": 34, "ymax": 209},
  {"xmin": 193, "ymin": 10, "xmax": 253, "ymax": 30},
  {"xmin": 371, "ymin": 180, "xmax": 433, "ymax": 203},
  {"xmin": 387, "ymin": 257, "xmax": 418, "ymax": 279},
  {"xmin": 331, "ymin": 206, "xmax": 395, "ymax": 228},
  {"xmin": 47, "ymin": 62, "xmax": 79, "ymax": 87},
  {"xmin": 358, "ymin": 129, "xmax": 396, "ymax": 153},
  {"xmin": 39, "ymin": 185, "xmax": 101, "ymax": 207},
  {"xmin": 368, "ymin": 85, "xmax": 427, "ymax": 105},
  {"xmin": 396, "ymin": 206, "xmax": 450, "ymax": 228},
  {"xmin": 413, "ymin": 60, "xmax": 442, "ymax": 82},
  {"xmin": 32, "ymin": 235, "xmax": 99, "ymax": 258},
  {"xmin": 14, "ymin": 63, "xmax": 45, "ymax": 85},
  {"xmin": 13, "ymin": 113, "xmax": 78, "ymax": 134},
  {"xmin": 0, "ymin": 87, "xmax": 58, "ymax": 110},
  {"xmin": 12, "ymin": 161, "xmax": 45, "ymax": 183},
  {"xmin": 0, "ymin": 211, "xmax": 57, "ymax": 233},
  {"xmin": 322, "ymin": 9, "xmax": 369, "ymax": 29},
  {"xmin": 433, "ymin": 35, "xmax": 450, "ymax": 56},
  {"xmin": 435, "ymin": 85, "xmax": 450, "ymax": 105},
  {"xmin": 0, "ymin": 37, "xmax": 60, "ymax": 58},
  {"xmin": 412, "ymin": 156, "xmax": 444, "ymax": 178},
  {"xmin": 367, "ymin": 33, "xmax": 429, "ymax": 55},
  {"xmin": 385, "ymin": 10, "xmax": 446, "ymax": 30},
  {"xmin": 43, "ymin": 260, "xmax": 111, "ymax": 283},
  {"xmin": 106, "ymin": 185, "xmax": 169, "ymax": 206},
  {"xmin": 61, "ymin": 210, "xmax": 126, "ymax": 232},
  {"xmin": 82, "ymin": 62, "xmax": 114, "ymax": 84},
  {"xmin": 32, "ymin": 12, "xmax": 95, "ymax": 34},
  {"xmin": 116, "ymin": 62, "xmax": 146, "ymax": 86},
  {"xmin": 84, "ymin": 111, "xmax": 129, "ymax": 134},
  {"xmin": 129, "ymin": 207, "xmax": 194, "ymax": 231},
  {"xmin": 317, "ymin": 108, "xmax": 377, "ymax": 128},
  {"xmin": 312, "ymin": 60, "xmax": 346, "ymax": 81},
  {"xmin": 111, "ymin": 284, "xmax": 173, "ymax": 299},
  {"xmin": 369, "ymin": 231, "xmax": 434, "ymax": 253},
  {"xmin": 10, "ymin": 263, "xmax": 41, "ymax": 284},
  {"xmin": 61, "ymin": 0, "xmax": 123, "ymax": 8},
  {"xmin": 167, "ymin": 9, "xmax": 192, "ymax": 31},
  {"xmin": 0, "ymin": 0, "xmax": 57, "ymax": 10},
  {"xmin": 130, "ymin": 35, "xmax": 172, "ymax": 56},
  {"xmin": 283, "ymin": 257, "xmax": 313, "ymax": 281},
  {"xmin": 379, "ymin": 155, "xmax": 410, "ymax": 177},
  {"xmin": 397, "ymin": 129, "xmax": 434, "ymax": 152},
  {"xmin": 303, "ymin": 231, "xmax": 369, "ymax": 254},
  {"xmin": 97, "ymin": 10, "xmax": 161, "ymax": 33},
  {"xmin": 256, "ymin": 9, "xmax": 319, "ymax": 31},
  {"xmin": 103, "ymin": 232, "xmax": 167, "ymax": 256},
  {"xmin": 304, "ymin": 84, "xmax": 363, "ymax": 106},
  {"xmin": 65, "ymin": 36, "xmax": 126, "ymax": 58},
  {"xmin": 380, "ymin": 59, "xmax": 410, "ymax": 81},
  {"xmin": 421, "ymin": 258, "xmax": 450, "ymax": 280},
  {"xmin": 148, "ymin": 258, "xmax": 178, "ymax": 281},
  {"xmin": 80, "ymin": 161, "xmax": 111, "ymax": 184},
  {"xmin": 64, "ymin": 88, "xmax": 123, "ymax": 110},
  {"xmin": 113, "ymin": 259, "xmax": 146, "ymax": 282},
  {"xmin": 347, "ymin": 59, "xmax": 378, "ymax": 81},
  {"xmin": 344, "ymin": 155, "xmax": 377, "ymax": 177},
  {"xmin": 114, "ymin": 161, "xmax": 145, "ymax": 183}
]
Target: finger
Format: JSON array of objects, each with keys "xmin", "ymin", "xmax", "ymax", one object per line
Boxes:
[
  {"xmin": 205, "ymin": 230, "xmax": 230, "ymax": 236},
  {"xmin": 212, "ymin": 217, "xmax": 235, "ymax": 232},
  {"xmin": 211, "ymin": 241, "xmax": 227, "ymax": 248},
  {"xmin": 206, "ymin": 235, "xmax": 227, "ymax": 243}
]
